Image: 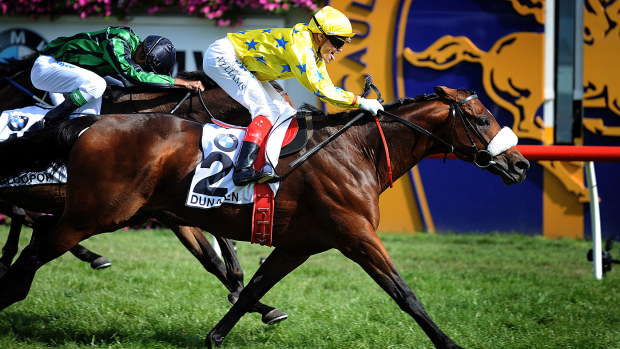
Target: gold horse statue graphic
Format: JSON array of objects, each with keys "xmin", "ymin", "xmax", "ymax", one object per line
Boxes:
[{"xmin": 403, "ymin": 0, "xmax": 619, "ymax": 202}]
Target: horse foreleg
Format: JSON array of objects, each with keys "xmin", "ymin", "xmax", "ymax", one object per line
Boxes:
[
  {"xmin": 206, "ymin": 248, "xmax": 308, "ymax": 348},
  {"xmin": 340, "ymin": 230, "xmax": 463, "ymax": 349},
  {"xmin": 167, "ymin": 225, "xmax": 288, "ymax": 324},
  {"xmin": 168, "ymin": 225, "xmax": 236, "ymax": 288},
  {"xmin": 214, "ymin": 235, "xmax": 288, "ymax": 324},
  {"xmin": 69, "ymin": 244, "xmax": 112, "ymax": 270},
  {"xmin": 0, "ymin": 206, "xmax": 26, "ymax": 276},
  {"xmin": 28, "ymin": 215, "xmax": 111, "ymax": 270}
]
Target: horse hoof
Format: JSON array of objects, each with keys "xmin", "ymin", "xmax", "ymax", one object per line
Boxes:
[
  {"xmin": 227, "ymin": 293, "xmax": 239, "ymax": 306},
  {"xmin": 205, "ymin": 333, "xmax": 223, "ymax": 348},
  {"xmin": 262, "ymin": 309, "xmax": 288, "ymax": 325},
  {"xmin": 90, "ymin": 256, "xmax": 112, "ymax": 270}
]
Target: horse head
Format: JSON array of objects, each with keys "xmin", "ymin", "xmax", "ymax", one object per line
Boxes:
[
  {"xmin": 0, "ymin": 53, "xmax": 41, "ymax": 112},
  {"xmin": 433, "ymin": 86, "xmax": 529, "ymax": 184}
]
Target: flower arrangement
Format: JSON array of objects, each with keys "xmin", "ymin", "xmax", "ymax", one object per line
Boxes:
[{"xmin": 0, "ymin": 0, "xmax": 320, "ymax": 27}]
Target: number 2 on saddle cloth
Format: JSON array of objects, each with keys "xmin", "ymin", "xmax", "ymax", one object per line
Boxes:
[{"xmin": 188, "ymin": 114, "xmax": 306, "ymax": 247}]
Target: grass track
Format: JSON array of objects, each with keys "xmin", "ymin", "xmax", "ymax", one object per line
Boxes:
[{"xmin": 0, "ymin": 226, "xmax": 617, "ymax": 348}]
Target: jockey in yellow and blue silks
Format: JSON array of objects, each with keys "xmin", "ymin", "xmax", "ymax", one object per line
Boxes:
[{"xmin": 203, "ymin": 6, "xmax": 384, "ymax": 186}]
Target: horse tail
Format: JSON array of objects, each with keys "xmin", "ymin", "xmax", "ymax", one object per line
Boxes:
[
  {"xmin": 0, "ymin": 115, "xmax": 101, "ymax": 180},
  {"xmin": 403, "ymin": 35, "xmax": 485, "ymax": 70}
]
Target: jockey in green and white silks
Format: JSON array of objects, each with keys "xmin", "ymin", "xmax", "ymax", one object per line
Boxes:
[
  {"xmin": 31, "ymin": 26, "xmax": 203, "ymax": 125},
  {"xmin": 203, "ymin": 6, "xmax": 384, "ymax": 186}
]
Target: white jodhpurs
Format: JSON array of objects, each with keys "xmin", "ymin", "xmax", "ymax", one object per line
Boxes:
[
  {"xmin": 31, "ymin": 55, "xmax": 106, "ymax": 115},
  {"xmin": 202, "ymin": 38, "xmax": 296, "ymax": 127},
  {"xmin": 203, "ymin": 37, "xmax": 297, "ymax": 171}
]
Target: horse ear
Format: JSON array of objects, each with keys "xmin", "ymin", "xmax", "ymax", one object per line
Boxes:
[
  {"xmin": 433, "ymin": 86, "xmax": 456, "ymax": 101},
  {"xmin": 434, "ymin": 86, "xmax": 449, "ymax": 98}
]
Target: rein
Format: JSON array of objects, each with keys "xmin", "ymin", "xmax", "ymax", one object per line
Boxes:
[
  {"xmin": 168, "ymin": 89, "xmax": 215, "ymax": 119},
  {"xmin": 3, "ymin": 72, "xmax": 52, "ymax": 107}
]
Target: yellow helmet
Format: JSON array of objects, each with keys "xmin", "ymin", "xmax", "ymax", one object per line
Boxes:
[{"xmin": 308, "ymin": 6, "xmax": 355, "ymax": 38}]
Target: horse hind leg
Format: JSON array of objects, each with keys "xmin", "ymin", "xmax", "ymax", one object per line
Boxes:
[
  {"xmin": 166, "ymin": 224, "xmax": 287, "ymax": 324},
  {"xmin": 206, "ymin": 248, "xmax": 308, "ymax": 348}
]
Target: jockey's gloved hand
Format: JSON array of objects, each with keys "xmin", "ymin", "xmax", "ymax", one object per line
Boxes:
[{"xmin": 358, "ymin": 97, "xmax": 384, "ymax": 116}]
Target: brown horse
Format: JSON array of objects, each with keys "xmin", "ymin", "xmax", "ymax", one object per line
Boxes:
[
  {"xmin": 0, "ymin": 86, "xmax": 528, "ymax": 348},
  {"xmin": 1, "ymin": 55, "xmax": 117, "ymax": 270},
  {"xmin": 0, "ymin": 55, "xmax": 290, "ymax": 323}
]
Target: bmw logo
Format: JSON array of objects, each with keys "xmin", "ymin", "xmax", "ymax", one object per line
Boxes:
[
  {"xmin": 213, "ymin": 133, "xmax": 238, "ymax": 152},
  {"xmin": 8, "ymin": 114, "xmax": 29, "ymax": 131},
  {"xmin": 0, "ymin": 28, "xmax": 48, "ymax": 62}
]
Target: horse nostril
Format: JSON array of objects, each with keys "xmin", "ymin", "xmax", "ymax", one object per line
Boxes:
[{"xmin": 516, "ymin": 159, "xmax": 530, "ymax": 172}]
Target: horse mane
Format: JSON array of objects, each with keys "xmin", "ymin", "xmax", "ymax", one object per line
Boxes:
[
  {"xmin": 175, "ymin": 71, "xmax": 219, "ymax": 89},
  {"xmin": 303, "ymin": 89, "xmax": 474, "ymax": 126},
  {"xmin": 301, "ymin": 92, "xmax": 444, "ymax": 126},
  {"xmin": 0, "ymin": 52, "xmax": 39, "ymax": 78}
]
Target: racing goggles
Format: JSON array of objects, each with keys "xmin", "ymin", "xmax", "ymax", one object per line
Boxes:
[
  {"xmin": 312, "ymin": 15, "xmax": 351, "ymax": 49},
  {"xmin": 326, "ymin": 35, "xmax": 350, "ymax": 49}
]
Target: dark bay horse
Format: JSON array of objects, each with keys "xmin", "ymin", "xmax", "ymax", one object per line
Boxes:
[
  {"xmin": 0, "ymin": 54, "xmax": 290, "ymax": 323},
  {"xmin": 0, "ymin": 85, "xmax": 528, "ymax": 348}
]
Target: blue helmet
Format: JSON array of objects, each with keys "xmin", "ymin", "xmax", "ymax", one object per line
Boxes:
[{"xmin": 142, "ymin": 35, "xmax": 176, "ymax": 76}]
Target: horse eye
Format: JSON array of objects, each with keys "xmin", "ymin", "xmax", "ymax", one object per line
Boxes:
[{"xmin": 476, "ymin": 117, "xmax": 490, "ymax": 127}]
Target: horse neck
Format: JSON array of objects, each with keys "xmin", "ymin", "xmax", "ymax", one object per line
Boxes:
[{"xmin": 350, "ymin": 101, "xmax": 448, "ymax": 192}]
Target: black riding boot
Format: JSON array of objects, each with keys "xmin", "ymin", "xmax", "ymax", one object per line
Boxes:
[
  {"xmin": 232, "ymin": 141, "xmax": 280, "ymax": 186},
  {"xmin": 44, "ymin": 98, "xmax": 79, "ymax": 125}
]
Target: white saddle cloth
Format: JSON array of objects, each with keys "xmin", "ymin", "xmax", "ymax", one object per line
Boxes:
[
  {"xmin": 0, "ymin": 106, "xmax": 48, "ymax": 140},
  {"xmin": 186, "ymin": 117, "xmax": 291, "ymax": 210},
  {"xmin": 0, "ymin": 106, "xmax": 67, "ymax": 187}
]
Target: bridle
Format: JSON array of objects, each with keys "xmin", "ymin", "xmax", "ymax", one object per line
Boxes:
[{"xmin": 378, "ymin": 93, "xmax": 497, "ymax": 169}]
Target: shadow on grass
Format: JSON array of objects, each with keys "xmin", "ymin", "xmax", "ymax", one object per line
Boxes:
[{"xmin": 0, "ymin": 310, "xmax": 208, "ymax": 348}]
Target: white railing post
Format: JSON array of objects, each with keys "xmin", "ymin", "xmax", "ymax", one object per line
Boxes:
[{"xmin": 585, "ymin": 161, "xmax": 603, "ymax": 280}]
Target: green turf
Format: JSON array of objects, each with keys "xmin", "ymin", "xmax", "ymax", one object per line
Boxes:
[{"xmin": 0, "ymin": 226, "xmax": 617, "ymax": 348}]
